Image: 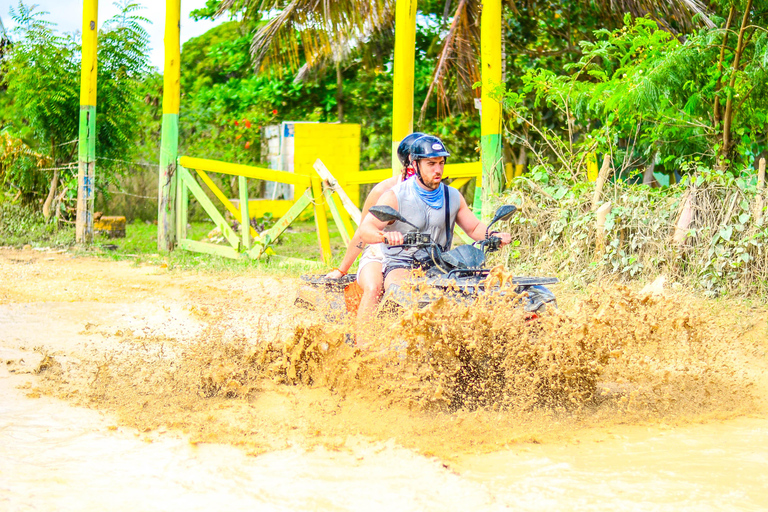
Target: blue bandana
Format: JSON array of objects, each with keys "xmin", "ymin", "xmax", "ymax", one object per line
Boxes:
[{"xmin": 412, "ymin": 178, "xmax": 444, "ymax": 209}]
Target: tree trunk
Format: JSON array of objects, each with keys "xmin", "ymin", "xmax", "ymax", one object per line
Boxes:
[
  {"xmin": 595, "ymin": 201, "xmax": 612, "ymax": 256},
  {"xmin": 336, "ymin": 60, "xmax": 344, "ymax": 123},
  {"xmin": 42, "ymin": 168, "xmax": 59, "ymax": 221},
  {"xmin": 721, "ymin": 0, "xmax": 752, "ymax": 167},
  {"xmin": 713, "ymin": 6, "xmax": 735, "ymax": 130},
  {"xmin": 591, "ymin": 155, "xmax": 612, "ymax": 211},
  {"xmin": 643, "ymin": 151, "xmax": 659, "ymax": 188},
  {"xmin": 517, "ymin": 146, "xmax": 527, "ymax": 167},
  {"xmin": 441, "ymin": 0, "xmax": 453, "ymax": 29},
  {"xmin": 52, "ymin": 187, "xmax": 67, "ymax": 227}
]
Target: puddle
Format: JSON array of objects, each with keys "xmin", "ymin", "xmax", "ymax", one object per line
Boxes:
[
  {"xmin": 2, "ymin": 252, "xmax": 767, "ymax": 510},
  {"xmin": 0, "ymin": 364, "xmax": 500, "ymax": 512},
  {"xmin": 459, "ymin": 417, "xmax": 768, "ymax": 511}
]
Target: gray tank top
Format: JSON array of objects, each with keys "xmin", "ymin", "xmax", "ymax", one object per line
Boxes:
[{"xmin": 382, "ymin": 178, "xmax": 462, "ymax": 270}]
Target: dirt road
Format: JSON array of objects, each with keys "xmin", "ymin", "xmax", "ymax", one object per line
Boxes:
[{"xmin": 2, "ymin": 248, "xmax": 767, "ymax": 511}]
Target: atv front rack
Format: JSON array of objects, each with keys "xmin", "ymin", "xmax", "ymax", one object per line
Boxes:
[
  {"xmin": 444, "ymin": 268, "xmax": 560, "ymax": 286},
  {"xmin": 300, "ymin": 273, "xmax": 358, "ymax": 291}
]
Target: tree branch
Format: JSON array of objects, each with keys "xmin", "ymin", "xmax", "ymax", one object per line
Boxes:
[
  {"xmin": 722, "ymin": 0, "xmax": 753, "ymax": 165},
  {"xmin": 713, "ymin": 5, "xmax": 735, "ymax": 130}
]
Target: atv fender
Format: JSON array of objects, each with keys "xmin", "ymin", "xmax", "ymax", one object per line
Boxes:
[{"xmin": 294, "ymin": 274, "xmax": 362, "ymax": 319}]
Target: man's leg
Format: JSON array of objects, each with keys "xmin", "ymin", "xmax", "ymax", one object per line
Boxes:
[
  {"xmin": 356, "ymin": 261, "xmax": 384, "ymax": 322},
  {"xmin": 384, "ymin": 268, "xmax": 411, "ymax": 290}
]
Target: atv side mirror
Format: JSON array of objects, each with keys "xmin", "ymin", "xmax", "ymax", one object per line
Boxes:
[
  {"xmin": 369, "ymin": 205, "xmax": 405, "ymax": 223},
  {"xmin": 487, "ymin": 205, "xmax": 517, "ymax": 231},
  {"xmin": 368, "ymin": 205, "xmax": 419, "ymax": 229}
]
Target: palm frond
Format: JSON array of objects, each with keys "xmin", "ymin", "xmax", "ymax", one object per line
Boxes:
[
  {"xmin": 419, "ymin": 0, "xmax": 480, "ymax": 121},
  {"xmin": 219, "ymin": 0, "xmax": 717, "ymax": 118},
  {"xmin": 597, "ymin": 0, "xmax": 714, "ymax": 31},
  {"xmin": 220, "ymin": 0, "xmax": 394, "ymax": 74}
]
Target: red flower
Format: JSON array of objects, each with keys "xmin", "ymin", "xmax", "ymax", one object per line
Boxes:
[
  {"xmin": 272, "ymin": 109, "xmax": 278, "ymax": 115},
  {"xmin": 245, "ymin": 119, "xmax": 252, "ymax": 128},
  {"xmin": 234, "ymin": 120, "xmax": 239, "ymax": 126},
  {"xmin": 245, "ymin": 141, "xmax": 252, "ymax": 149},
  {"xmin": 236, "ymin": 134, "xmax": 242, "ymax": 140}
]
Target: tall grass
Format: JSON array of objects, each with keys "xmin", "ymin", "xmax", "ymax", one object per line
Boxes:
[{"xmin": 491, "ymin": 165, "xmax": 768, "ymax": 298}]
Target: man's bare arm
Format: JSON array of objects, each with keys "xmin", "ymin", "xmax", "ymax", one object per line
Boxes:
[
  {"xmin": 454, "ymin": 196, "xmax": 485, "ymax": 241},
  {"xmin": 359, "ymin": 190, "xmax": 404, "ymax": 245},
  {"xmin": 326, "ymin": 177, "xmax": 400, "ymax": 276},
  {"xmin": 455, "ymin": 196, "xmax": 512, "ymax": 244}
]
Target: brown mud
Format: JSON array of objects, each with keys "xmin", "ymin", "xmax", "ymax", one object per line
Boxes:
[{"xmin": 2, "ymin": 248, "xmax": 766, "ymax": 466}]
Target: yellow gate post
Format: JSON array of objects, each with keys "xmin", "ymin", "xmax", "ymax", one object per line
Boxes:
[
  {"xmin": 158, "ymin": 0, "xmax": 181, "ymax": 251},
  {"xmin": 391, "ymin": 0, "xmax": 418, "ymax": 177},
  {"xmin": 311, "ymin": 176, "xmax": 332, "ymax": 265},
  {"xmin": 76, "ymin": 0, "xmax": 98, "ymax": 243},
  {"xmin": 479, "ymin": 0, "xmax": 503, "ymax": 220}
]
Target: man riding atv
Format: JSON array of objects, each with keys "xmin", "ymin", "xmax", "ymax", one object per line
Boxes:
[
  {"xmin": 324, "ymin": 132, "xmax": 425, "ymax": 320},
  {"xmin": 359, "ymin": 135, "xmax": 512, "ymax": 292}
]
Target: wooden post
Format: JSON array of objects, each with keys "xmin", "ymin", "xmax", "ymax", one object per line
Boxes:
[
  {"xmin": 313, "ymin": 159, "xmax": 362, "ymax": 225},
  {"xmin": 595, "ymin": 201, "xmax": 612, "ymax": 255},
  {"xmin": 158, "ymin": 0, "xmax": 181, "ymax": 252},
  {"xmin": 754, "ymin": 157, "xmax": 766, "ymax": 223},
  {"xmin": 323, "ymin": 186, "xmax": 353, "ymax": 247},
  {"xmin": 76, "ymin": 0, "xmax": 98, "ymax": 243},
  {"xmin": 391, "ymin": 0, "xmax": 417, "ymax": 177},
  {"xmin": 480, "ymin": 0, "xmax": 503, "ymax": 220},
  {"xmin": 586, "ymin": 152, "xmax": 599, "ymax": 182},
  {"xmin": 591, "ymin": 155, "xmax": 612, "ymax": 211},
  {"xmin": 311, "ymin": 176, "xmax": 332, "ymax": 265},
  {"xmin": 239, "ymin": 175, "xmax": 250, "ymax": 251},
  {"xmin": 331, "ymin": 193, "xmax": 356, "ymax": 237},
  {"xmin": 176, "ymin": 168, "xmax": 187, "ymax": 242},
  {"xmin": 673, "ymin": 190, "xmax": 693, "ymax": 245}
]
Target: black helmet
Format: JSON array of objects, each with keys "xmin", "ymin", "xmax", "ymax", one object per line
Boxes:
[
  {"xmin": 397, "ymin": 132, "xmax": 425, "ymax": 167},
  {"xmin": 409, "ymin": 135, "xmax": 450, "ymax": 161}
]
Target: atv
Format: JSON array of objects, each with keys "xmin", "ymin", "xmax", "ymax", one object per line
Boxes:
[{"xmin": 294, "ymin": 204, "xmax": 558, "ymax": 319}]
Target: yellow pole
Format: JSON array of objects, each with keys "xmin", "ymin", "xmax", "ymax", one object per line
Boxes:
[
  {"xmin": 391, "ymin": 0, "xmax": 418, "ymax": 177},
  {"xmin": 479, "ymin": 0, "xmax": 503, "ymax": 220},
  {"xmin": 76, "ymin": 0, "xmax": 98, "ymax": 243},
  {"xmin": 158, "ymin": 0, "xmax": 181, "ymax": 251},
  {"xmin": 311, "ymin": 176, "xmax": 332, "ymax": 265}
]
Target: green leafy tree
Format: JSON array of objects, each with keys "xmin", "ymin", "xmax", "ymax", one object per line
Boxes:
[
  {"xmin": 503, "ymin": 9, "xmax": 768, "ymax": 177},
  {"xmin": 1, "ymin": 1, "xmax": 152, "ymax": 215},
  {"xmin": 2, "ymin": 2, "xmax": 79, "ymax": 204},
  {"xmin": 177, "ymin": 15, "xmax": 481, "ymax": 177}
]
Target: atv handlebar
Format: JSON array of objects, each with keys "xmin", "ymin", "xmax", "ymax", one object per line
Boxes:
[
  {"xmin": 384, "ymin": 231, "xmax": 502, "ymax": 253},
  {"xmin": 383, "ymin": 231, "xmax": 433, "ymax": 248},
  {"xmin": 479, "ymin": 236, "xmax": 502, "ymax": 252}
]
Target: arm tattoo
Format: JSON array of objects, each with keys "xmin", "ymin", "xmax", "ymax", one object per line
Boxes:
[{"xmin": 355, "ymin": 242, "xmax": 365, "ymax": 250}]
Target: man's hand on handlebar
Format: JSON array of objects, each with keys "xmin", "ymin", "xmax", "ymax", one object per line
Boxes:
[
  {"xmin": 492, "ymin": 232, "xmax": 512, "ymax": 246},
  {"xmin": 379, "ymin": 230, "xmax": 403, "ymax": 246}
]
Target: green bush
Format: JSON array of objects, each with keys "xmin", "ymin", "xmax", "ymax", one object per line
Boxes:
[
  {"xmin": 0, "ymin": 201, "xmax": 74, "ymax": 247},
  {"xmin": 493, "ymin": 164, "xmax": 768, "ymax": 298}
]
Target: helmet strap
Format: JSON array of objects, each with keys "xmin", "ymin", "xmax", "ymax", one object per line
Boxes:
[{"xmin": 415, "ymin": 160, "xmax": 426, "ymax": 185}]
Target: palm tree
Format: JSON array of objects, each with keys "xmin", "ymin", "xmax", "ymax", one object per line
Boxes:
[
  {"xmin": 219, "ymin": 0, "xmax": 395, "ymax": 122},
  {"xmin": 419, "ymin": 0, "xmax": 713, "ymax": 120},
  {"xmin": 218, "ymin": 0, "xmax": 714, "ymax": 121}
]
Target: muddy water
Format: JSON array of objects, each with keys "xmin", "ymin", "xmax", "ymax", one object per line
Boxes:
[
  {"xmin": 3, "ymin": 361, "xmax": 767, "ymax": 511},
  {"xmin": 2, "ymin": 251, "xmax": 768, "ymax": 510},
  {"xmin": 459, "ymin": 418, "xmax": 768, "ymax": 510},
  {"xmin": 1, "ymin": 366, "xmax": 500, "ymax": 511}
]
